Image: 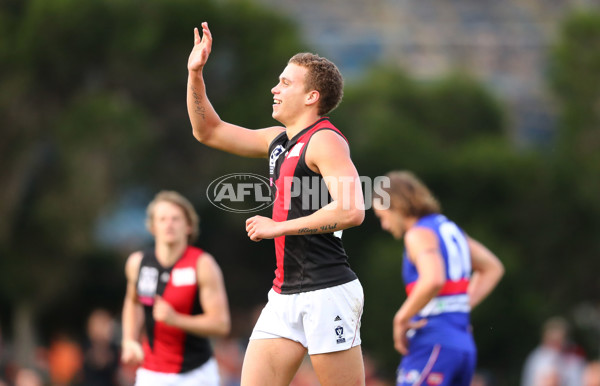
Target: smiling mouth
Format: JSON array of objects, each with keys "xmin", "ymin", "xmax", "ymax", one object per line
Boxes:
[{"xmin": 273, "ymin": 99, "xmax": 282, "ymax": 105}]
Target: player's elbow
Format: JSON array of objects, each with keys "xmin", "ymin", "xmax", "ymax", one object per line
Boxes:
[
  {"xmin": 192, "ymin": 127, "xmax": 209, "ymax": 143},
  {"xmin": 494, "ymin": 258, "xmax": 505, "ymax": 281},
  {"xmin": 213, "ymin": 316, "xmax": 231, "ymax": 337},
  {"xmin": 345, "ymin": 207, "xmax": 365, "ymax": 228},
  {"xmin": 430, "ymin": 277, "xmax": 446, "ymax": 294},
  {"xmin": 423, "ymin": 273, "xmax": 445, "ymax": 295},
  {"xmin": 484, "ymin": 254, "xmax": 505, "ymax": 281}
]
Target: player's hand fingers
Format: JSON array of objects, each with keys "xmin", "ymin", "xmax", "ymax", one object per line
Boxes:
[
  {"xmin": 410, "ymin": 319, "xmax": 427, "ymax": 330},
  {"xmin": 394, "ymin": 336, "xmax": 408, "ymax": 355},
  {"xmin": 154, "ymin": 295, "xmax": 165, "ymax": 308},
  {"xmin": 201, "ymin": 22, "xmax": 212, "ymax": 42},
  {"xmin": 153, "ymin": 300, "xmax": 164, "ymax": 320},
  {"xmin": 248, "ymin": 229, "xmax": 261, "ymax": 242},
  {"xmin": 194, "ymin": 27, "xmax": 201, "ymax": 44}
]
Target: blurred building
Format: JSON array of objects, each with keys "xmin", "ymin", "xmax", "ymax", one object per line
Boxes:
[{"xmin": 253, "ymin": 0, "xmax": 598, "ymax": 146}]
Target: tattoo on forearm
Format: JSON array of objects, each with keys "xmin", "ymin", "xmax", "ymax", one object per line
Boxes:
[
  {"xmin": 191, "ymin": 87, "xmax": 206, "ymax": 120},
  {"xmin": 298, "ymin": 227, "xmax": 318, "ymax": 234},
  {"xmin": 298, "ymin": 223, "xmax": 337, "ymax": 235},
  {"xmin": 320, "ymin": 223, "xmax": 338, "ymax": 232}
]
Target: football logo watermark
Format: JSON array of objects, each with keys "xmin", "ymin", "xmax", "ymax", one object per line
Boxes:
[
  {"xmin": 206, "ymin": 173, "xmax": 277, "ymax": 213},
  {"xmin": 207, "ymin": 173, "xmax": 390, "ymax": 214}
]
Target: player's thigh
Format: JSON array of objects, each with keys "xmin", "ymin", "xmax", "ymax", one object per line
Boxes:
[
  {"xmin": 310, "ymin": 345, "xmax": 365, "ymax": 386},
  {"xmin": 241, "ymin": 337, "xmax": 307, "ymax": 386}
]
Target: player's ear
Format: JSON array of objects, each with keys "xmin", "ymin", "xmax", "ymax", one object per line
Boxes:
[{"xmin": 306, "ymin": 90, "xmax": 320, "ymax": 106}]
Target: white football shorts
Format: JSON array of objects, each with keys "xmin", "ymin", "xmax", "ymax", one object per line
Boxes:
[
  {"xmin": 250, "ymin": 279, "xmax": 364, "ymax": 355},
  {"xmin": 135, "ymin": 357, "xmax": 220, "ymax": 386}
]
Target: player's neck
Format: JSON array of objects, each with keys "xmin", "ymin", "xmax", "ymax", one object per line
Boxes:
[
  {"xmin": 285, "ymin": 112, "xmax": 323, "ymax": 139},
  {"xmin": 155, "ymin": 240, "xmax": 187, "ymax": 268}
]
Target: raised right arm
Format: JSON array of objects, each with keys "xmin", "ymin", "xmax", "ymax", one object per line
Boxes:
[{"xmin": 187, "ymin": 22, "xmax": 283, "ymax": 158}]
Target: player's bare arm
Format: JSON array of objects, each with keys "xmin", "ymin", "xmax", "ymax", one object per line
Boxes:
[
  {"xmin": 467, "ymin": 236, "xmax": 504, "ymax": 309},
  {"xmin": 392, "ymin": 228, "xmax": 445, "ymax": 354},
  {"xmin": 153, "ymin": 253, "xmax": 231, "ymax": 337},
  {"xmin": 245, "ymin": 130, "xmax": 364, "ymax": 241},
  {"xmin": 121, "ymin": 251, "xmax": 145, "ymax": 365},
  {"xmin": 187, "ymin": 22, "xmax": 284, "ymax": 157}
]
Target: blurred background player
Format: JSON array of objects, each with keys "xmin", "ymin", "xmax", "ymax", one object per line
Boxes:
[
  {"xmin": 583, "ymin": 360, "xmax": 600, "ymax": 386},
  {"xmin": 373, "ymin": 170, "xmax": 504, "ymax": 386},
  {"xmin": 187, "ymin": 22, "xmax": 366, "ymax": 386},
  {"xmin": 121, "ymin": 191, "xmax": 231, "ymax": 385},
  {"xmin": 521, "ymin": 316, "xmax": 585, "ymax": 386}
]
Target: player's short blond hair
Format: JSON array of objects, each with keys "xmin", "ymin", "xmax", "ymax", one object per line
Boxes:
[
  {"xmin": 289, "ymin": 52, "xmax": 344, "ymax": 116},
  {"xmin": 375, "ymin": 171, "xmax": 441, "ymax": 218},
  {"xmin": 145, "ymin": 190, "xmax": 200, "ymax": 243}
]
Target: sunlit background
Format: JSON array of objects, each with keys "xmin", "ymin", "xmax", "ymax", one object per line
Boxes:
[{"xmin": 1, "ymin": 0, "xmax": 600, "ymax": 385}]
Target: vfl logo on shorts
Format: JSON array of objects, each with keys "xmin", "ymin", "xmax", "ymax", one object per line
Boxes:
[{"xmin": 335, "ymin": 325, "xmax": 345, "ymax": 344}]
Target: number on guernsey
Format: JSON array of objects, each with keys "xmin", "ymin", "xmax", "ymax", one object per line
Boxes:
[{"xmin": 439, "ymin": 222, "xmax": 471, "ymax": 281}]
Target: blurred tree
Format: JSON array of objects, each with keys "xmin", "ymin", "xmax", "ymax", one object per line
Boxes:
[
  {"xmin": 547, "ymin": 9, "xmax": 600, "ymax": 358},
  {"xmin": 549, "ymin": 9, "xmax": 600, "ymax": 211},
  {"xmin": 550, "ymin": 10, "xmax": 600, "ymax": 163}
]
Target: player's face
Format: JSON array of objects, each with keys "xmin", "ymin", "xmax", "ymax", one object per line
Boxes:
[
  {"xmin": 373, "ymin": 204, "xmax": 406, "ymax": 239},
  {"xmin": 150, "ymin": 201, "xmax": 191, "ymax": 245},
  {"xmin": 271, "ymin": 63, "xmax": 311, "ymax": 125}
]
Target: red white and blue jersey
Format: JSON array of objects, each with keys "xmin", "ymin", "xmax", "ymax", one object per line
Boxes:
[
  {"xmin": 136, "ymin": 246, "xmax": 213, "ymax": 373},
  {"xmin": 268, "ymin": 117, "xmax": 358, "ymax": 294},
  {"xmin": 403, "ymin": 214, "xmax": 475, "ymax": 353}
]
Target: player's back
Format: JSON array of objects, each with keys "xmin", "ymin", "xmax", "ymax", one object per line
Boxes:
[{"xmin": 402, "ymin": 214, "xmax": 475, "ymax": 352}]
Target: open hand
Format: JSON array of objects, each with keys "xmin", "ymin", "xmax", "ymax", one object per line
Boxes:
[{"xmin": 188, "ymin": 22, "xmax": 213, "ymax": 72}]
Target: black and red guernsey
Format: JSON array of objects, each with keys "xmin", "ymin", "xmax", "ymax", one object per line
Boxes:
[
  {"xmin": 268, "ymin": 117, "xmax": 358, "ymax": 294},
  {"xmin": 136, "ymin": 246, "xmax": 212, "ymax": 373}
]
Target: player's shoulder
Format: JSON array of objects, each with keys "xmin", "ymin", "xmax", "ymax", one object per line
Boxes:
[
  {"xmin": 125, "ymin": 251, "xmax": 144, "ymax": 280},
  {"xmin": 196, "ymin": 252, "xmax": 224, "ymax": 280},
  {"xmin": 306, "ymin": 128, "xmax": 349, "ymax": 156},
  {"xmin": 310, "ymin": 126, "xmax": 345, "ymax": 141},
  {"xmin": 125, "ymin": 251, "xmax": 144, "ymax": 270},
  {"xmin": 126, "ymin": 250, "xmax": 144, "ymax": 263},
  {"xmin": 405, "ymin": 225, "xmax": 438, "ymax": 246}
]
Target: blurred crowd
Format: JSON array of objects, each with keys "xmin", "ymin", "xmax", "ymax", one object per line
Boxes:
[
  {"xmin": 0, "ymin": 309, "xmax": 130, "ymax": 386},
  {"xmin": 1, "ymin": 310, "xmax": 600, "ymax": 386}
]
